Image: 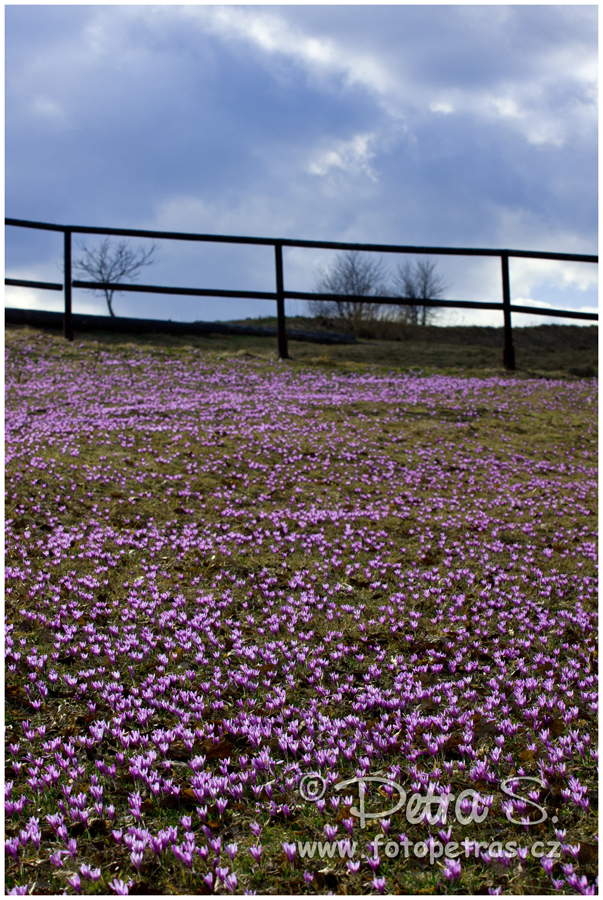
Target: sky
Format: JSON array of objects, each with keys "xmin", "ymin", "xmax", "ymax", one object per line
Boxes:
[{"xmin": 5, "ymin": 4, "xmax": 598, "ymax": 327}]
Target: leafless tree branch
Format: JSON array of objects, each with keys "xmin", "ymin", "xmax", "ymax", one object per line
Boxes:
[
  {"xmin": 73, "ymin": 239, "xmax": 159, "ymax": 317},
  {"xmin": 392, "ymin": 257, "xmax": 448, "ymax": 326},
  {"xmin": 308, "ymin": 251, "xmax": 389, "ymax": 329}
]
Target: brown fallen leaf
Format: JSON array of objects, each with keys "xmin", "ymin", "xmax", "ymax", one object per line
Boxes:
[
  {"xmin": 200, "ymin": 738, "xmax": 236, "ymax": 760},
  {"xmin": 6, "ymin": 685, "xmax": 29, "ymax": 707},
  {"xmin": 578, "ymin": 842, "xmax": 598, "ymax": 866},
  {"xmin": 128, "ymin": 881, "xmax": 167, "ymax": 895},
  {"xmin": 473, "ymin": 713, "xmax": 501, "ymax": 737}
]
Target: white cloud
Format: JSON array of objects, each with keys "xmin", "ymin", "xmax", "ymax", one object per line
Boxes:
[
  {"xmin": 184, "ymin": 6, "xmax": 394, "ymax": 99},
  {"xmin": 511, "ymin": 258, "xmax": 598, "ymax": 297},
  {"xmin": 442, "ymin": 304, "xmax": 595, "ymax": 330},
  {"xmin": 508, "ymin": 296, "xmax": 598, "ymax": 327},
  {"xmin": 489, "ymin": 97, "xmax": 522, "ymax": 119},
  {"xmin": 429, "ymin": 101, "xmax": 454, "ymax": 114},
  {"xmin": 424, "ymin": 75, "xmax": 594, "ymax": 148},
  {"xmin": 479, "ymin": 91, "xmax": 567, "ymax": 147},
  {"xmin": 512, "ymin": 296, "xmax": 561, "ymax": 311},
  {"xmin": 181, "ymin": 6, "xmax": 596, "ymax": 151},
  {"xmin": 4, "ymin": 284, "xmax": 106, "ymax": 317},
  {"xmin": 5, "ymin": 285, "xmax": 62, "ymax": 312},
  {"xmin": 307, "ymin": 133, "xmax": 378, "ymax": 181}
]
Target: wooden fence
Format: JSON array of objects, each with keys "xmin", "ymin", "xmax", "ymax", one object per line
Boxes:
[{"xmin": 5, "ymin": 217, "xmax": 598, "ymax": 368}]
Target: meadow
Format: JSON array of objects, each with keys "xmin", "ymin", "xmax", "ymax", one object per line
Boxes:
[{"xmin": 5, "ymin": 326, "xmax": 598, "ymax": 895}]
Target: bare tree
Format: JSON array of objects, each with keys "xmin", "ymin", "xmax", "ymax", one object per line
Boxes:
[
  {"xmin": 73, "ymin": 239, "xmax": 159, "ymax": 317},
  {"xmin": 392, "ymin": 257, "xmax": 447, "ymax": 326},
  {"xmin": 309, "ymin": 251, "xmax": 389, "ymax": 329}
]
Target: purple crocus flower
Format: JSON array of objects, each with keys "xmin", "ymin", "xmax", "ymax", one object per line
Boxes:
[
  {"xmin": 108, "ymin": 878, "xmax": 133, "ymax": 895},
  {"xmin": 66, "ymin": 874, "xmax": 81, "ymax": 891},
  {"xmin": 209, "ymin": 836, "xmax": 221, "ymax": 854},
  {"xmin": 225, "ymin": 873, "xmax": 238, "ymax": 891},
  {"xmin": 5, "ymin": 838, "xmax": 20, "ymax": 862},
  {"xmin": 172, "ymin": 844, "xmax": 194, "ymax": 869},
  {"xmin": 282, "ymin": 842, "xmax": 296, "ymax": 862},
  {"xmin": 216, "ymin": 866, "xmax": 230, "ymax": 883},
  {"xmin": 80, "ymin": 863, "xmax": 101, "ymax": 882},
  {"xmin": 443, "ymin": 859, "xmax": 462, "ymax": 882},
  {"xmin": 249, "ymin": 844, "xmax": 262, "ymax": 864}
]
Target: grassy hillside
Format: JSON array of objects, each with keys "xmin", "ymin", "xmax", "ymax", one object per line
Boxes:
[
  {"xmin": 7, "ymin": 320, "xmax": 596, "ymax": 379},
  {"xmin": 232, "ymin": 318, "xmax": 598, "ymax": 378},
  {"xmin": 5, "ymin": 327, "xmax": 598, "ymax": 896}
]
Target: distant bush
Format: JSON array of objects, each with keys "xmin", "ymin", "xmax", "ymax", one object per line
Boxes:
[{"xmin": 308, "ymin": 251, "xmax": 448, "ymax": 333}]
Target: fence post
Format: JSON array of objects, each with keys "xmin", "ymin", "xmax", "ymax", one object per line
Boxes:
[
  {"xmin": 64, "ymin": 229, "xmax": 73, "ymax": 341},
  {"xmin": 501, "ymin": 253, "xmax": 515, "ymax": 370},
  {"xmin": 274, "ymin": 242, "xmax": 289, "ymax": 359}
]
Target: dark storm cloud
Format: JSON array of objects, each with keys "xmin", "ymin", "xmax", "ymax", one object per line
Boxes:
[{"xmin": 5, "ymin": 5, "xmax": 597, "ymax": 325}]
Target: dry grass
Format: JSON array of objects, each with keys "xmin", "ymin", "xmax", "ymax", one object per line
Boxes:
[
  {"xmin": 232, "ymin": 318, "xmax": 598, "ymax": 379},
  {"xmin": 6, "ymin": 319, "xmax": 598, "ymax": 380}
]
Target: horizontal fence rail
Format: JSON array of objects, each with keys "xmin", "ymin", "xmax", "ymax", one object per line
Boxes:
[
  {"xmin": 283, "ymin": 291, "xmax": 598, "ymax": 319},
  {"xmin": 6, "ymin": 277, "xmax": 63, "ymax": 292},
  {"xmin": 73, "ymin": 280, "xmax": 279, "ymax": 301},
  {"xmin": 5, "ymin": 216, "xmax": 598, "ymax": 367},
  {"xmin": 5, "ymin": 217, "xmax": 598, "ymax": 261}
]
